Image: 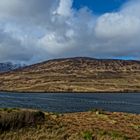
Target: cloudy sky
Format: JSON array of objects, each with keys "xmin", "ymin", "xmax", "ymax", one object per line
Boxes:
[{"xmin": 0, "ymin": 0, "xmax": 140, "ymax": 64}]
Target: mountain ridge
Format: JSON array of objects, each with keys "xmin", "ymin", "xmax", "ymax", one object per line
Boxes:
[
  {"xmin": 0, "ymin": 57, "xmax": 140, "ymax": 93},
  {"xmin": 11, "ymin": 57, "xmax": 140, "ymax": 73},
  {"xmin": 0, "ymin": 62, "xmax": 23, "ymax": 73}
]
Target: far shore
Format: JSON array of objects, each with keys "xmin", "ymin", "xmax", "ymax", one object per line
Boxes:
[{"xmin": 0, "ymin": 90, "xmax": 140, "ymax": 94}]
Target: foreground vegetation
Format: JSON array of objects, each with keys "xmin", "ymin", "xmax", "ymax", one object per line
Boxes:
[{"xmin": 0, "ymin": 108, "xmax": 140, "ymax": 140}]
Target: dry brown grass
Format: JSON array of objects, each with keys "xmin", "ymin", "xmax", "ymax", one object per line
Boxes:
[
  {"xmin": 0, "ymin": 57, "xmax": 140, "ymax": 93},
  {"xmin": 0, "ymin": 109, "xmax": 140, "ymax": 140}
]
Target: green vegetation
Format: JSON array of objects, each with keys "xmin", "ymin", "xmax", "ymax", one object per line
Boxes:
[
  {"xmin": 82, "ymin": 131, "xmax": 93, "ymax": 140},
  {"xmin": 98, "ymin": 130, "xmax": 129, "ymax": 140}
]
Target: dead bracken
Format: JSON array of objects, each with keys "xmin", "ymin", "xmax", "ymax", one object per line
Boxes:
[
  {"xmin": 0, "ymin": 108, "xmax": 140, "ymax": 140},
  {"xmin": 0, "ymin": 57, "xmax": 140, "ymax": 93}
]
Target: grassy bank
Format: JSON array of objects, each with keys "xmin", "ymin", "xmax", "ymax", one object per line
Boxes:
[{"xmin": 0, "ymin": 108, "xmax": 140, "ymax": 140}]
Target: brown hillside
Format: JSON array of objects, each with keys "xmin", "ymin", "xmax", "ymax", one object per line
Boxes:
[{"xmin": 0, "ymin": 57, "xmax": 140, "ymax": 92}]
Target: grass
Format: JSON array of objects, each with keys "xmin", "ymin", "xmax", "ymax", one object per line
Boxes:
[
  {"xmin": 0, "ymin": 108, "xmax": 140, "ymax": 140},
  {"xmin": 97, "ymin": 130, "xmax": 130, "ymax": 140},
  {"xmin": 82, "ymin": 131, "xmax": 93, "ymax": 140},
  {"xmin": 1, "ymin": 57, "xmax": 140, "ymax": 93}
]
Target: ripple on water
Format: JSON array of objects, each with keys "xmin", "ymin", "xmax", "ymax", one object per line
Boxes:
[{"xmin": 0, "ymin": 92, "xmax": 140, "ymax": 113}]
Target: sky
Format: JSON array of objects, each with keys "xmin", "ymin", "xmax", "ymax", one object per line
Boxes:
[
  {"xmin": 73, "ymin": 0, "xmax": 128, "ymax": 14},
  {"xmin": 0, "ymin": 0, "xmax": 140, "ymax": 64}
]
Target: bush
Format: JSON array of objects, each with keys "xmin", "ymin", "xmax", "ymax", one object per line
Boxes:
[{"xmin": 0, "ymin": 110, "xmax": 45, "ymax": 131}]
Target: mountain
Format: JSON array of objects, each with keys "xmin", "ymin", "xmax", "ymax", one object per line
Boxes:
[
  {"xmin": 0, "ymin": 57, "xmax": 140, "ymax": 92},
  {"xmin": 0, "ymin": 62, "xmax": 23, "ymax": 73}
]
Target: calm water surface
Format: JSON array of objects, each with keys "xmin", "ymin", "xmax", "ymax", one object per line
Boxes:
[{"xmin": 0, "ymin": 92, "xmax": 140, "ymax": 114}]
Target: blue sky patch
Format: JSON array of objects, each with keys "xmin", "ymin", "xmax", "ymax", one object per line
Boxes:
[{"xmin": 73, "ymin": 0, "xmax": 129, "ymax": 14}]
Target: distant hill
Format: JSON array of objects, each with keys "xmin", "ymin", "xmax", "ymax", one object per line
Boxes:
[
  {"xmin": 0, "ymin": 62, "xmax": 23, "ymax": 73},
  {"xmin": 0, "ymin": 57, "xmax": 140, "ymax": 92}
]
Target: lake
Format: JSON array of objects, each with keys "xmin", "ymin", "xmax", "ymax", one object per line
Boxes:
[{"xmin": 0, "ymin": 92, "xmax": 140, "ymax": 114}]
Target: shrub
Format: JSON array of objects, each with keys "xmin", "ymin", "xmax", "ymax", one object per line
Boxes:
[{"xmin": 0, "ymin": 110, "xmax": 45, "ymax": 131}]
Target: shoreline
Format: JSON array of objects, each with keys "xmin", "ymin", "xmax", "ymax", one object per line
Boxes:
[{"xmin": 0, "ymin": 90, "xmax": 140, "ymax": 94}]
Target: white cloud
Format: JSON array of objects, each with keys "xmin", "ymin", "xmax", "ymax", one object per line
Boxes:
[
  {"xmin": 55, "ymin": 0, "xmax": 73, "ymax": 17},
  {"xmin": 93, "ymin": 0, "xmax": 140, "ymax": 58},
  {"xmin": 0, "ymin": 0, "xmax": 140, "ymax": 64},
  {"xmin": 95, "ymin": 13, "xmax": 140, "ymax": 39}
]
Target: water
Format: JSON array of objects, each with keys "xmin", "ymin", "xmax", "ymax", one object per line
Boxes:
[{"xmin": 0, "ymin": 92, "xmax": 140, "ymax": 114}]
